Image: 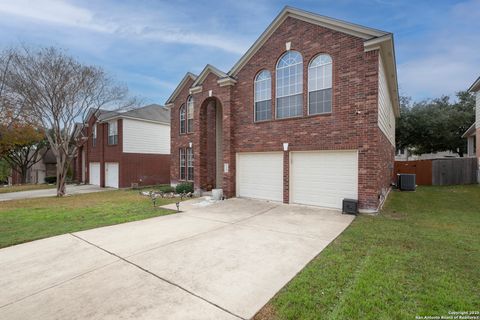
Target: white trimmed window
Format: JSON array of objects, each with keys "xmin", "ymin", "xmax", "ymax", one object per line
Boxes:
[
  {"xmin": 308, "ymin": 54, "xmax": 332, "ymax": 114},
  {"xmin": 187, "ymin": 96, "xmax": 194, "ymax": 133},
  {"xmin": 179, "ymin": 148, "xmax": 186, "ymax": 180},
  {"xmin": 108, "ymin": 121, "xmax": 118, "ymax": 145},
  {"xmin": 187, "ymin": 147, "xmax": 194, "ymax": 181},
  {"xmin": 179, "ymin": 104, "xmax": 186, "ymax": 134},
  {"xmin": 92, "ymin": 123, "xmax": 97, "ymax": 147},
  {"xmin": 254, "ymin": 70, "xmax": 272, "ymax": 121},
  {"xmin": 276, "ymin": 51, "xmax": 303, "ymax": 119}
]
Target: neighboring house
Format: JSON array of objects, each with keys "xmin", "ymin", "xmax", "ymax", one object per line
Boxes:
[
  {"xmin": 74, "ymin": 104, "xmax": 171, "ymax": 188},
  {"xmin": 166, "ymin": 7, "xmax": 399, "ymax": 212},
  {"xmin": 11, "ymin": 149, "xmax": 57, "ymax": 184},
  {"xmin": 395, "ymin": 148, "xmax": 458, "ymax": 161},
  {"xmin": 462, "ymin": 76, "xmax": 480, "ymax": 180}
]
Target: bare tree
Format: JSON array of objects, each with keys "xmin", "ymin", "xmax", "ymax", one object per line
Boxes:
[{"xmin": 1, "ymin": 46, "xmax": 135, "ymax": 196}]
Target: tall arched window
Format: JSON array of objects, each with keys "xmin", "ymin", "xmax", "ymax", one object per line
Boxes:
[
  {"xmin": 308, "ymin": 54, "xmax": 332, "ymax": 114},
  {"xmin": 254, "ymin": 70, "xmax": 272, "ymax": 121},
  {"xmin": 276, "ymin": 51, "xmax": 303, "ymax": 119},
  {"xmin": 187, "ymin": 96, "xmax": 194, "ymax": 133},
  {"xmin": 179, "ymin": 104, "xmax": 186, "ymax": 134}
]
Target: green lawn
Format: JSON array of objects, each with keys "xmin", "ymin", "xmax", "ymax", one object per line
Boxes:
[
  {"xmin": 255, "ymin": 185, "xmax": 480, "ymax": 320},
  {"xmin": 0, "ymin": 188, "xmax": 179, "ymax": 248},
  {"xmin": 0, "ymin": 184, "xmax": 55, "ymax": 194}
]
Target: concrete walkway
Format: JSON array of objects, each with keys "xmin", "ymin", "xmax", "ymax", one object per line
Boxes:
[
  {"xmin": 0, "ymin": 198, "xmax": 355, "ymax": 320},
  {"xmin": 0, "ymin": 184, "xmax": 108, "ymax": 202}
]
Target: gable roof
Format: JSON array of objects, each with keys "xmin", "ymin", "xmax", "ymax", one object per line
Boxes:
[
  {"xmin": 228, "ymin": 6, "xmax": 389, "ymax": 76},
  {"xmin": 462, "ymin": 122, "xmax": 476, "ymax": 138},
  {"xmin": 165, "ymin": 72, "xmax": 197, "ymax": 106},
  {"xmin": 98, "ymin": 104, "xmax": 170, "ymax": 124},
  {"xmin": 164, "ymin": 6, "xmax": 399, "ymax": 116},
  {"xmin": 468, "ymin": 76, "xmax": 480, "ymax": 93},
  {"xmin": 191, "ymin": 64, "xmax": 229, "ymax": 87}
]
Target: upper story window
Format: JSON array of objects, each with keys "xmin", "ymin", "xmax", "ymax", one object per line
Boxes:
[
  {"xmin": 92, "ymin": 123, "xmax": 97, "ymax": 147},
  {"xmin": 108, "ymin": 120, "xmax": 118, "ymax": 145},
  {"xmin": 179, "ymin": 104, "xmax": 186, "ymax": 134},
  {"xmin": 308, "ymin": 54, "xmax": 332, "ymax": 115},
  {"xmin": 276, "ymin": 51, "xmax": 303, "ymax": 119},
  {"xmin": 254, "ymin": 70, "xmax": 272, "ymax": 122},
  {"xmin": 187, "ymin": 96, "xmax": 194, "ymax": 133}
]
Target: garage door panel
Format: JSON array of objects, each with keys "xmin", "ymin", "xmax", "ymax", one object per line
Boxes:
[
  {"xmin": 291, "ymin": 151, "xmax": 358, "ymax": 209},
  {"xmin": 236, "ymin": 153, "xmax": 283, "ymax": 202},
  {"xmin": 89, "ymin": 162, "xmax": 100, "ymax": 186},
  {"xmin": 105, "ymin": 162, "xmax": 119, "ymax": 188}
]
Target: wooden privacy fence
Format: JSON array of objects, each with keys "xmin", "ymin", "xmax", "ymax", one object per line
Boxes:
[{"xmin": 394, "ymin": 158, "xmax": 478, "ymax": 186}]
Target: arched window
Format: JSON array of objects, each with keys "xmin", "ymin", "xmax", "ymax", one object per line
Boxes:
[
  {"xmin": 179, "ymin": 104, "xmax": 186, "ymax": 134},
  {"xmin": 254, "ymin": 70, "xmax": 272, "ymax": 121},
  {"xmin": 308, "ymin": 54, "xmax": 332, "ymax": 114},
  {"xmin": 187, "ymin": 96, "xmax": 194, "ymax": 132},
  {"xmin": 276, "ymin": 51, "xmax": 303, "ymax": 119}
]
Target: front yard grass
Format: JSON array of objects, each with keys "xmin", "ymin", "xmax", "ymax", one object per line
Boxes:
[
  {"xmin": 0, "ymin": 184, "xmax": 55, "ymax": 194},
  {"xmin": 0, "ymin": 189, "xmax": 179, "ymax": 248},
  {"xmin": 255, "ymin": 185, "xmax": 480, "ymax": 319}
]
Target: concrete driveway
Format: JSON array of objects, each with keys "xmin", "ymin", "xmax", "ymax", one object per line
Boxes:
[
  {"xmin": 0, "ymin": 184, "xmax": 107, "ymax": 202},
  {"xmin": 0, "ymin": 198, "xmax": 355, "ymax": 320}
]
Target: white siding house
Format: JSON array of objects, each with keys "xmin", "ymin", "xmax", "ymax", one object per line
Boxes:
[{"xmin": 123, "ymin": 118, "xmax": 170, "ymax": 154}]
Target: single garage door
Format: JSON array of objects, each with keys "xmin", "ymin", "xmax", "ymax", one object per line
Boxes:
[
  {"xmin": 290, "ymin": 151, "xmax": 358, "ymax": 209},
  {"xmin": 236, "ymin": 152, "xmax": 283, "ymax": 202},
  {"xmin": 89, "ymin": 162, "xmax": 100, "ymax": 186},
  {"xmin": 105, "ymin": 162, "xmax": 119, "ymax": 188}
]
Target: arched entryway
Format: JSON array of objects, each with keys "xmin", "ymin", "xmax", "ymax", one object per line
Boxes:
[{"xmin": 199, "ymin": 97, "xmax": 223, "ymax": 191}]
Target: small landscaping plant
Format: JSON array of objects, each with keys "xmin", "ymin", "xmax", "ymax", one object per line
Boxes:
[
  {"xmin": 44, "ymin": 176, "xmax": 56, "ymax": 184},
  {"xmin": 175, "ymin": 182, "xmax": 193, "ymax": 194},
  {"xmin": 157, "ymin": 185, "xmax": 175, "ymax": 193}
]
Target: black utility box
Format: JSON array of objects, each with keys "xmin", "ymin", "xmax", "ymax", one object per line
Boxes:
[
  {"xmin": 397, "ymin": 174, "xmax": 416, "ymax": 191},
  {"xmin": 342, "ymin": 198, "xmax": 358, "ymax": 215}
]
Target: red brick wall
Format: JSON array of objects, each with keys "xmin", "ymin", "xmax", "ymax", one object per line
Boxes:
[
  {"xmin": 170, "ymin": 77, "xmax": 195, "ymax": 185},
  {"xmin": 170, "ymin": 17, "xmax": 395, "ymax": 210}
]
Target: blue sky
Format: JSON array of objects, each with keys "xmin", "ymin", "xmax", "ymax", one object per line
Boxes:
[{"xmin": 0, "ymin": 0, "xmax": 479, "ymax": 104}]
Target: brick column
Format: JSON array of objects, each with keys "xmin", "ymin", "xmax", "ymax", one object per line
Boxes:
[{"xmin": 222, "ymin": 98, "xmax": 235, "ymax": 198}]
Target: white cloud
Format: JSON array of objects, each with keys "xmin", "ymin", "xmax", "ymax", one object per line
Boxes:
[{"xmin": 0, "ymin": 0, "xmax": 248, "ymax": 54}]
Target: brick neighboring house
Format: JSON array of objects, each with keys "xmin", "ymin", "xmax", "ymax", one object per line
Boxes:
[
  {"xmin": 74, "ymin": 104, "xmax": 171, "ymax": 188},
  {"xmin": 462, "ymin": 76, "xmax": 480, "ymax": 181},
  {"xmin": 166, "ymin": 7, "xmax": 399, "ymax": 212}
]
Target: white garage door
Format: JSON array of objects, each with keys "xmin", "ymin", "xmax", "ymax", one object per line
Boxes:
[
  {"xmin": 89, "ymin": 162, "xmax": 100, "ymax": 186},
  {"xmin": 105, "ymin": 162, "xmax": 119, "ymax": 188},
  {"xmin": 236, "ymin": 152, "xmax": 283, "ymax": 202},
  {"xmin": 290, "ymin": 151, "xmax": 358, "ymax": 209}
]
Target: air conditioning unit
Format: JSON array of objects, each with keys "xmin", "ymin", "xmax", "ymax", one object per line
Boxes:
[
  {"xmin": 342, "ymin": 198, "xmax": 358, "ymax": 215},
  {"xmin": 397, "ymin": 174, "xmax": 416, "ymax": 191}
]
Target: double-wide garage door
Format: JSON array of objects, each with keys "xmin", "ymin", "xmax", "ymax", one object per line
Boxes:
[{"xmin": 236, "ymin": 151, "xmax": 358, "ymax": 209}]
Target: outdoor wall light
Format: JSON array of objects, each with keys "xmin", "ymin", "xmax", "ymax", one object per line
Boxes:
[
  {"xmin": 189, "ymin": 142, "xmax": 193, "ymax": 148},
  {"xmin": 283, "ymin": 142, "xmax": 289, "ymax": 151}
]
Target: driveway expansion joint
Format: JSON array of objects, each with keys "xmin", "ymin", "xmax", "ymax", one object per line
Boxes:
[{"xmin": 69, "ymin": 233, "xmax": 246, "ymax": 320}]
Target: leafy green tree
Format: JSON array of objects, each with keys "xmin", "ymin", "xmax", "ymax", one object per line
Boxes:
[
  {"xmin": 396, "ymin": 91, "xmax": 475, "ymax": 157},
  {"xmin": 0, "ymin": 123, "xmax": 47, "ymax": 184}
]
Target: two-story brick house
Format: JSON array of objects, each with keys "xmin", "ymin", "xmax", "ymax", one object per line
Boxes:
[
  {"xmin": 75, "ymin": 104, "xmax": 171, "ymax": 188},
  {"xmin": 166, "ymin": 7, "xmax": 399, "ymax": 212}
]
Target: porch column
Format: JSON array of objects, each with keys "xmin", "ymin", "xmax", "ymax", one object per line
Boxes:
[{"xmin": 221, "ymin": 98, "xmax": 235, "ymax": 198}]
